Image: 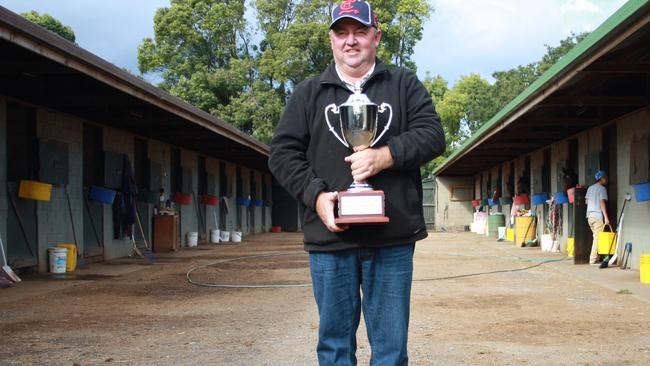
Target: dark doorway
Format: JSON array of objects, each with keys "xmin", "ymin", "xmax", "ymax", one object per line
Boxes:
[
  {"xmin": 82, "ymin": 123, "xmax": 104, "ymax": 258},
  {"xmin": 236, "ymin": 167, "xmax": 242, "ymax": 231},
  {"xmin": 261, "ymin": 177, "xmax": 268, "ymax": 229},
  {"xmin": 197, "ymin": 156, "xmax": 207, "ymax": 237},
  {"xmin": 219, "ymin": 162, "xmax": 228, "ymax": 230},
  {"xmin": 5, "ymin": 103, "xmax": 38, "ymax": 268},
  {"xmin": 567, "ymin": 138, "xmax": 579, "ymax": 238},
  {"xmin": 170, "ymin": 148, "xmax": 182, "ymax": 244},
  {"xmin": 249, "ymin": 171, "xmax": 256, "ymax": 233},
  {"xmin": 133, "ymin": 138, "xmax": 150, "ymax": 246}
]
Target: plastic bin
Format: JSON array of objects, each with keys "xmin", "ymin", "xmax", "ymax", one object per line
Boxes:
[
  {"xmin": 514, "ymin": 194, "xmax": 529, "ymax": 205},
  {"xmin": 597, "ymin": 224, "xmax": 617, "ymax": 255},
  {"xmin": 531, "ymin": 192, "xmax": 549, "ymax": 206},
  {"xmin": 174, "ymin": 192, "xmax": 192, "ymax": 205},
  {"xmin": 55, "ymin": 244, "xmax": 77, "ymax": 272},
  {"xmin": 567, "ymin": 237, "xmax": 574, "ymax": 257},
  {"xmin": 514, "ymin": 216, "xmax": 535, "ymax": 247},
  {"xmin": 633, "ymin": 182, "xmax": 650, "ymax": 202},
  {"xmin": 201, "ymin": 195, "xmax": 219, "ymax": 206},
  {"xmin": 641, "ymin": 254, "xmax": 650, "ymax": 284},
  {"xmin": 554, "ymin": 191, "xmax": 569, "ymax": 205},
  {"xmin": 89, "ymin": 186, "xmax": 117, "ymax": 204},
  {"xmin": 18, "ymin": 180, "xmax": 52, "ymax": 201}
]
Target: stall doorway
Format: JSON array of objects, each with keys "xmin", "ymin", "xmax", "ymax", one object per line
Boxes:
[
  {"xmin": 5, "ymin": 104, "xmax": 38, "ymax": 268},
  {"xmin": 82, "ymin": 124, "xmax": 104, "ymax": 259},
  {"xmin": 602, "ymin": 125, "xmax": 618, "ymax": 227}
]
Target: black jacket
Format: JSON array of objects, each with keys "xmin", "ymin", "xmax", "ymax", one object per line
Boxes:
[{"xmin": 269, "ymin": 60, "xmax": 445, "ymax": 251}]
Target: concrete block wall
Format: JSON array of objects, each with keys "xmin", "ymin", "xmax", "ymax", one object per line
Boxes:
[
  {"xmin": 434, "ymin": 176, "xmax": 475, "ymax": 231},
  {"xmin": 35, "ymin": 110, "xmax": 84, "ymax": 271},
  {"xmin": 614, "ymin": 109, "xmax": 650, "ymax": 270}
]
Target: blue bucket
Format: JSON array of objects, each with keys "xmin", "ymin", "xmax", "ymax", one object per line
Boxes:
[
  {"xmin": 554, "ymin": 191, "xmax": 569, "ymax": 205},
  {"xmin": 531, "ymin": 192, "xmax": 549, "ymax": 205},
  {"xmin": 488, "ymin": 198, "xmax": 498, "ymax": 207},
  {"xmin": 89, "ymin": 186, "xmax": 117, "ymax": 204},
  {"xmin": 634, "ymin": 182, "xmax": 650, "ymax": 202},
  {"xmin": 237, "ymin": 197, "xmax": 251, "ymax": 207},
  {"xmin": 252, "ymin": 199, "xmax": 264, "ymax": 207}
]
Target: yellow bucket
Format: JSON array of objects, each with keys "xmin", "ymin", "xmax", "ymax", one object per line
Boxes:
[
  {"xmin": 18, "ymin": 180, "xmax": 52, "ymax": 201},
  {"xmin": 55, "ymin": 244, "xmax": 77, "ymax": 272},
  {"xmin": 506, "ymin": 228, "xmax": 514, "ymax": 242},
  {"xmin": 597, "ymin": 224, "xmax": 616, "ymax": 255},
  {"xmin": 641, "ymin": 254, "xmax": 650, "ymax": 285},
  {"xmin": 567, "ymin": 237, "xmax": 574, "ymax": 258},
  {"xmin": 514, "ymin": 216, "xmax": 535, "ymax": 247}
]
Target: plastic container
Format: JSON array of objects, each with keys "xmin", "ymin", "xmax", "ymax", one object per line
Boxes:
[
  {"xmin": 231, "ymin": 231, "xmax": 242, "ymax": 242},
  {"xmin": 471, "ymin": 199, "xmax": 481, "ymax": 208},
  {"xmin": 553, "ymin": 191, "xmax": 569, "ymax": 205},
  {"xmin": 270, "ymin": 226, "xmax": 282, "ymax": 233},
  {"xmin": 55, "ymin": 244, "xmax": 77, "ymax": 272},
  {"xmin": 641, "ymin": 254, "xmax": 650, "ymax": 284},
  {"xmin": 541, "ymin": 234, "xmax": 554, "ymax": 252},
  {"xmin": 18, "ymin": 180, "xmax": 52, "ymax": 201},
  {"xmin": 252, "ymin": 199, "xmax": 264, "ymax": 207},
  {"xmin": 514, "ymin": 194, "xmax": 529, "ymax": 205},
  {"xmin": 174, "ymin": 192, "xmax": 193, "ymax": 205},
  {"xmin": 567, "ymin": 188, "xmax": 576, "ymax": 204},
  {"xmin": 506, "ymin": 228, "xmax": 514, "ymax": 242},
  {"xmin": 89, "ymin": 186, "xmax": 117, "ymax": 204},
  {"xmin": 567, "ymin": 237, "xmax": 575, "ymax": 257},
  {"xmin": 236, "ymin": 197, "xmax": 251, "ymax": 207},
  {"xmin": 514, "ymin": 216, "xmax": 535, "ymax": 247},
  {"xmin": 219, "ymin": 231, "xmax": 230, "ymax": 242},
  {"xmin": 597, "ymin": 224, "xmax": 617, "ymax": 255},
  {"xmin": 497, "ymin": 227, "xmax": 506, "ymax": 240},
  {"xmin": 488, "ymin": 214, "xmax": 505, "ymax": 238},
  {"xmin": 210, "ymin": 229, "xmax": 220, "ymax": 243},
  {"xmin": 187, "ymin": 232, "xmax": 198, "ymax": 247},
  {"xmin": 201, "ymin": 195, "xmax": 219, "ymax": 206},
  {"xmin": 633, "ymin": 182, "xmax": 650, "ymax": 202},
  {"xmin": 48, "ymin": 247, "xmax": 67, "ymax": 273},
  {"xmin": 531, "ymin": 192, "xmax": 549, "ymax": 205}
]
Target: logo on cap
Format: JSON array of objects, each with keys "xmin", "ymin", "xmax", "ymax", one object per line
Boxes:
[
  {"xmin": 331, "ymin": 0, "xmax": 377, "ymax": 28},
  {"xmin": 339, "ymin": 0, "xmax": 360, "ymax": 15}
]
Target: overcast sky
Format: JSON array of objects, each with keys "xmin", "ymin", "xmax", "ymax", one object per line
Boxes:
[{"xmin": 0, "ymin": 0, "xmax": 629, "ymax": 85}]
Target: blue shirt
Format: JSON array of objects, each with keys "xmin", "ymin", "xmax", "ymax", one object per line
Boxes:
[{"xmin": 586, "ymin": 183, "xmax": 608, "ymax": 220}]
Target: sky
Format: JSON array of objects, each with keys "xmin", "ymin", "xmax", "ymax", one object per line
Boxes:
[{"xmin": 0, "ymin": 0, "xmax": 630, "ymax": 85}]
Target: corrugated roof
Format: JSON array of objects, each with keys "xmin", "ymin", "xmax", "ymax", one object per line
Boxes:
[{"xmin": 433, "ymin": 0, "xmax": 650, "ymax": 176}]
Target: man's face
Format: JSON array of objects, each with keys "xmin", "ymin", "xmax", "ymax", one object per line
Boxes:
[{"xmin": 329, "ymin": 18, "xmax": 381, "ymax": 74}]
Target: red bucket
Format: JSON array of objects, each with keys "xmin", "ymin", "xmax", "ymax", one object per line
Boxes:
[
  {"xmin": 567, "ymin": 188, "xmax": 575, "ymax": 204},
  {"xmin": 270, "ymin": 226, "xmax": 282, "ymax": 233},
  {"xmin": 471, "ymin": 199, "xmax": 481, "ymax": 208},
  {"xmin": 174, "ymin": 192, "xmax": 192, "ymax": 205},
  {"xmin": 200, "ymin": 195, "xmax": 219, "ymax": 206},
  {"xmin": 514, "ymin": 194, "xmax": 529, "ymax": 205}
]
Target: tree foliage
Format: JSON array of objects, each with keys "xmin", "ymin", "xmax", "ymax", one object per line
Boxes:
[
  {"xmin": 420, "ymin": 32, "xmax": 589, "ymax": 178},
  {"xmin": 21, "ymin": 11, "xmax": 76, "ymax": 42},
  {"xmin": 137, "ymin": 0, "xmax": 432, "ymax": 143}
]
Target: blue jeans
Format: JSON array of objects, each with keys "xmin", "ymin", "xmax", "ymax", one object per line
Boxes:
[{"xmin": 309, "ymin": 243, "xmax": 415, "ymax": 366}]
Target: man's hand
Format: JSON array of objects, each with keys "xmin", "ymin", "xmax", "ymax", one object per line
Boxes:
[
  {"xmin": 344, "ymin": 145, "xmax": 393, "ymax": 182},
  {"xmin": 315, "ymin": 192, "xmax": 348, "ymax": 233}
]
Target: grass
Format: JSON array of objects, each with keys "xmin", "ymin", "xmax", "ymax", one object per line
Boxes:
[{"xmin": 616, "ymin": 289, "xmax": 633, "ymax": 295}]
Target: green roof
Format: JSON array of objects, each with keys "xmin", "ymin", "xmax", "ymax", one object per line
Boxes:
[{"xmin": 433, "ymin": 0, "xmax": 650, "ymax": 176}]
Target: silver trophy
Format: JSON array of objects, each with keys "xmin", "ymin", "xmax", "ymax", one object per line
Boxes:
[
  {"xmin": 324, "ymin": 89, "xmax": 392, "ymax": 191},
  {"xmin": 324, "ymin": 88, "xmax": 392, "ymax": 224}
]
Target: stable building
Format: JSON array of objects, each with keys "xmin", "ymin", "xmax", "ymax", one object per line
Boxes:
[
  {"xmin": 433, "ymin": 0, "xmax": 650, "ymax": 271},
  {"xmin": 0, "ymin": 6, "xmax": 275, "ymax": 272}
]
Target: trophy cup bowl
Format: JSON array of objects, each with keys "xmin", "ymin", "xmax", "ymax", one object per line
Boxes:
[{"xmin": 324, "ymin": 91, "xmax": 392, "ymax": 225}]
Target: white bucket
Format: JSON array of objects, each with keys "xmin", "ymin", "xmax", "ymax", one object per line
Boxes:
[
  {"xmin": 231, "ymin": 231, "xmax": 242, "ymax": 243},
  {"xmin": 219, "ymin": 230, "xmax": 230, "ymax": 242},
  {"xmin": 541, "ymin": 234, "xmax": 553, "ymax": 252},
  {"xmin": 187, "ymin": 232, "xmax": 198, "ymax": 247},
  {"xmin": 497, "ymin": 226, "xmax": 506, "ymax": 240},
  {"xmin": 475, "ymin": 223, "xmax": 485, "ymax": 235},
  {"xmin": 49, "ymin": 247, "xmax": 67, "ymax": 273},
  {"xmin": 210, "ymin": 229, "xmax": 220, "ymax": 244}
]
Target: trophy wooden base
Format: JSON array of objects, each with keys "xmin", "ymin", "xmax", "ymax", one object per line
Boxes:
[{"xmin": 335, "ymin": 190, "xmax": 390, "ymax": 225}]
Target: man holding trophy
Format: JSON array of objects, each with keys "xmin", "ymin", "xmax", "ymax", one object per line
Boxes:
[{"xmin": 269, "ymin": 0, "xmax": 445, "ymax": 364}]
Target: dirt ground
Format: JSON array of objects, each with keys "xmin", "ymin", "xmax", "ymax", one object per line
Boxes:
[{"xmin": 1, "ymin": 232, "xmax": 649, "ymax": 365}]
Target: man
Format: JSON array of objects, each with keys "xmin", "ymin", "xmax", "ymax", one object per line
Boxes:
[
  {"xmin": 586, "ymin": 170, "xmax": 610, "ymax": 265},
  {"xmin": 268, "ymin": 1, "xmax": 444, "ymax": 364}
]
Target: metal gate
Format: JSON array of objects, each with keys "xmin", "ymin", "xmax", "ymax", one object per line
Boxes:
[{"xmin": 422, "ymin": 178, "xmax": 436, "ymax": 230}]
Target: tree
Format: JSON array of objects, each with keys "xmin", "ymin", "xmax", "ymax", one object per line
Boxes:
[
  {"xmin": 21, "ymin": 11, "xmax": 76, "ymax": 42},
  {"xmin": 137, "ymin": 0, "xmax": 251, "ymax": 112}
]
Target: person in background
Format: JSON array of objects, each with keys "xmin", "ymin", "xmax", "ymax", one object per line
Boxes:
[
  {"xmin": 268, "ymin": 1, "xmax": 445, "ymax": 364},
  {"xmin": 586, "ymin": 170, "xmax": 610, "ymax": 265}
]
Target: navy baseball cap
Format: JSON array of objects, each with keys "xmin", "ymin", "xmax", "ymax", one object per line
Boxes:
[
  {"xmin": 330, "ymin": 0, "xmax": 378, "ymax": 29},
  {"xmin": 595, "ymin": 170, "xmax": 607, "ymax": 181}
]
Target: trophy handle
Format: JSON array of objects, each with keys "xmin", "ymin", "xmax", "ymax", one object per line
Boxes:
[
  {"xmin": 370, "ymin": 103, "xmax": 393, "ymax": 147},
  {"xmin": 324, "ymin": 103, "xmax": 349, "ymax": 147}
]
